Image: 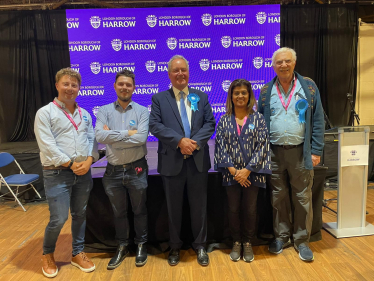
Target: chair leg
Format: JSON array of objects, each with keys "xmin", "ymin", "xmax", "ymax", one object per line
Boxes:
[
  {"xmin": 4, "ymin": 184, "xmax": 26, "ymax": 212},
  {"xmin": 30, "ymin": 184, "xmax": 42, "ymax": 199},
  {"xmin": 15, "ymin": 186, "xmax": 20, "ymax": 202}
]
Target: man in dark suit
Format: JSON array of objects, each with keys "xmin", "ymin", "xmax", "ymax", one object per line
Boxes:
[{"xmin": 149, "ymin": 55, "xmax": 215, "ymax": 266}]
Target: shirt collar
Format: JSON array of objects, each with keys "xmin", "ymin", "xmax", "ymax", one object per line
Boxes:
[
  {"xmin": 54, "ymin": 97, "xmax": 78, "ymax": 109},
  {"xmin": 172, "ymin": 86, "xmax": 189, "ymax": 100},
  {"xmin": 276, "ymin": 73, "xmax": 296, "ymax": 95},
  {"xmin": 114, "ymin": 99, "xmax": 133, "ymax": 110}
]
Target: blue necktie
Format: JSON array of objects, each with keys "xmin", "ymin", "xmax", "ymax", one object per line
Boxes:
[{"xmin": 179, "ymin": 91, "xmax": 191, "ymax": 138}]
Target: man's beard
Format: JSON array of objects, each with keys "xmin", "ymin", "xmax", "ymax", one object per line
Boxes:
[
  {"xmin": 118, "ymin": 96, "xmax": 131, "ymax": 102},
  {"xmin": 117, "ymin": 89, "xmax": 132, "ymax": 102}
]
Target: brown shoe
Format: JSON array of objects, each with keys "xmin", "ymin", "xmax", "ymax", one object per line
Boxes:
[
  {"xmin": 71, "ymin": 252, "xmax": 95, "ymax": 273},
  {"xmin": 41, "ymin": 253, "xmax": 58, "ymax": 278}
]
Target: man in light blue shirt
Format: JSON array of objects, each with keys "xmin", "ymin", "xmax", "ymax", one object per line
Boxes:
[
  {"xmin": 258, "ymin": 48, "xmax": 324, "ymax": 262},
  {"xmin": 35, "ymin": 68, "xmax": 98, "ymax": 278},
  {"xmin": 95, "ymin": 69, "xmax": 149, "ymax": 269}
]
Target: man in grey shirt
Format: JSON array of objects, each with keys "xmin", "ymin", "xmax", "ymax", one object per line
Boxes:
[{"xmin": 95, "ymin": 69, "xmax": 149, "ymax": 269}]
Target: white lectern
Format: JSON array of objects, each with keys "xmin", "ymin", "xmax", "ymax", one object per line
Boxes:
[{"xmin": 323, "ymin": 126, "xmax": 374, "ymax": 238}]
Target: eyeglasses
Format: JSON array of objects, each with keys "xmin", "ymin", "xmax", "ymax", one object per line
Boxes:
[{"xmin": 275, "ymin": 59, "xmax": 293, "ymax": 66}]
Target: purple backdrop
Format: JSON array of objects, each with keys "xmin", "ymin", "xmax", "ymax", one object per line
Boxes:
[{"xmin": 66, "ymin": 5, "xmax": 280, "ymax": 141}]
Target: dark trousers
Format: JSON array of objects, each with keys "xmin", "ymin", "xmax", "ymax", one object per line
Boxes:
[
  {"xmin": 226, "ymin": 184, "xmax": 259, "ymax": 243},
  {"xmin": 270, "ymin": 144, "xmax": 314, "ymax": 247},
  {"xmin": 162, "ymin": 157, "xmax": 208, "ymax": 250},
  {"xmin": 102, "ymin": 160, "xmax": 148, "ymax": 246}
]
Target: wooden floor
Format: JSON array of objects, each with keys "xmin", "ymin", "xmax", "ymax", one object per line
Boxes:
[{"xmin": 1, "ymin": 190, "xmax": 374, "ymax": 281}]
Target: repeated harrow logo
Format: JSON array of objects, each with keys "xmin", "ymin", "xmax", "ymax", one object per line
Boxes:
[
  {"xmin": 146, "ymin": 15, "xmax": 157, "ymax": 27},
  {"xmin": 253, "ymin": 57, "xmax": 263, "ymax": 69},
  {"xmin": 199, "ymin": 59, "xmax": 210, "ymax": 71},
  {"xmin": 133, "ymin": 84, "xmax": 159, "ymax": 95},
  {"xmin": 275, "ymin": 34, "xmax": 280, "ymax": 46},
  {"xmin": 210, "ymin": 59, "xmax": 243, "ymax": 70},
  {"xmin": 92, "ymin": 106, "xmax": 100, "ymax": 117},
  {"xmin": 90, "ymin": 16, "xmax": 101, "ymax": 28},
  {"xmin": 145, "ymin": 61, "xmax": 156, "ymax": 73},
  {"xmin": 256, "ymin": 12, "xmax": 267, "ymax": 24},
  {"xmin": 79, "ymin": 86, "xmax": 104, "ymax": 96},
  {"xmin": 221, "ymin": 36, "xmax": 232, "ymax": 48},
  {"xmin": 167, "ymin": 37, "xmax": 178, "ymax": 50},
  {"xmin": 222, "ymin": 80, "xmax": 231, "ymax": 92},
  {"xmin": 211, "ymin": 103, "xmax": 226, "ymax": 114},
  {"xmin": 66, "ymin": 18, "xmax": 79, "ymax": 28},
  {"xmin": 90, "ymin": 62, "xmax": 101, "ymax": 74},
  {"xmin": 201, "ymin": 14, "xmax": 212, "ymax": 26},
  {"xmin": 111, "ymin": 39, "xmax": 122, "ymax": 51}
]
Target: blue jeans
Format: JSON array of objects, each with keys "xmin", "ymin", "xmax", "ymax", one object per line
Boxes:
[
  {"xmin": 43, "ymin": 169, "xmax": 93, "ymax": 256},
  {"xmin": 102, "ymin": 160, "xmax": 148, "ymax": 246}
]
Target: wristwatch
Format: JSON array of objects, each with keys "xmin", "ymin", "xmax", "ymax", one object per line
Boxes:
[{"xmin": 68, "ymin": 160, "xmax": 74, "ymax": 169}]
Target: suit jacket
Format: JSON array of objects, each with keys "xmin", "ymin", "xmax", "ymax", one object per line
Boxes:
[{"xmin": 149, "ymin": 88, "xmax": 216, "ymax": 176}]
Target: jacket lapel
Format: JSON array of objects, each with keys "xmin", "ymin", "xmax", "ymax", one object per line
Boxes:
[{"xmin": 165, "ymin": 88, "xmax": 184, "ymax": 129}]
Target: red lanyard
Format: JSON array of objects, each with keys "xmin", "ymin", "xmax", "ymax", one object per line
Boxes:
[
  {"xmin": 53, "ymin": 100, "xmax": 82, "ymax": 131},
  {"xmin": 275, "ymin": 78, "xmax": 297, "ymax": 111},
  {"xmin": 236, "ymin": 116, "xmax": 247, "ymax": 136}
]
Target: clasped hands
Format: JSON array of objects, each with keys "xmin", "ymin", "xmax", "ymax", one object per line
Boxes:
[
  {"xmin": 70, "ymin": 158, "xmax": 93, "ymax": 176},
  {"xmin": 228, "ymin": 167, "xmax": 251, "ymax": 188},
  {"xmin": 178, "ymin": 137, "xmax": 198, "ymax": 155}
]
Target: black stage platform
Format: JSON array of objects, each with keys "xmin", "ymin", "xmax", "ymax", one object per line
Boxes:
[{"xmin": 0, "ymin": 140, "xmax": 327, "ymax": 254}]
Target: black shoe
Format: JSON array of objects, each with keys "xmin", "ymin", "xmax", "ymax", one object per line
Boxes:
[
  {"xmin": 107, "ymin": 245, "xmax": 129, "ymax": 270},
  {"xmin": 135, "ymin": 244, "xmax": 148, "ymax": 267},
  {"xmin": 168, "ymin": 249, "xmax": 180, "ymax": 266},
  {"xmin": 196, "ymin": 248, "xmax": 209, "ymax": 266}
]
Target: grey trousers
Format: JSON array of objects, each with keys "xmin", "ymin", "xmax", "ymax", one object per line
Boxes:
[{"xmin": 269, "ymin": 144, "xmax": 314, "ymax": 247}]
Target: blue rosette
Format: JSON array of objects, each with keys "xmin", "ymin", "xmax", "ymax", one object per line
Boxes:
[
  {"xmin": 188, "ymin": 93, "xmax": 200, "ymax": 112},
  {"xmin": 295, "ymin": 99, "xmax": 308, "ymax": 124}
]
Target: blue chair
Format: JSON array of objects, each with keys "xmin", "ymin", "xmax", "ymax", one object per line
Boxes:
[{"xmin": 0, "ymin": 152, "xmax": 41, "ymax": 211}]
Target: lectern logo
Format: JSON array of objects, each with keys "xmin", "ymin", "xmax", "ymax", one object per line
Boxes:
[
  {"xmin": 256, "ymin": 12, "xmax": 267, "ymax": 24},
  {"xmin": 167, "ymin": 37, "xmax": 178, "ymax": 50},
  {"xmin": 90, "ymin": 16, "xmax": 101, "ymax": 29},
  {"xmin": 222, "ymin": 80, "xmax": 231, "ymax": 92},
  {"xmin": 275, "ymin": 34, "xmax": 280, "ymax": 46},
  {"xmin": 145, "ymin": 60, "xmax": 156, "ymax": 73},
  {"xmin": 253, "ymin": 57, "xmax": 263, "ymax": 69},
  {"xmin": 350, "ymin": 150, "xmax": 357, "ymax": 156},
  {"xmin": 221, "ymin": 36, "xmax": 232, "ymax": 48},
  {"xmin": 90, "ymin": 62, "xmax": 101, "ymax": 74},
  {"xmin": 111, "ymin": 39, "xmax": 122, "ymax": 51},
  {"xmin": 199, "ymin": 59, "xmax": 210, "ymax": 71},
  {"xmin": 201, "ymin": 14, "xmax": 212, "ymax": 26},
  {"xmin": 146, "ymin": 15, "xmax": 157, "ymax": 27}
]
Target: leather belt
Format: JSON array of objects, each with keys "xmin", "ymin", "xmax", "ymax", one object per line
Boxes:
[
  {"xmin": 112, "ymin": 156, "xmax": 146, "ymax": 169},
  {"xmin": 271, "ymin": 143, "xmax": 303, "ymax": 150},
  {"xmin": 43, "ymin": 165, "xmax": 69, "ymax": 170},
  {"xmin": 184, "ymin": 155, "xmax": 192, "ymax": 159}
]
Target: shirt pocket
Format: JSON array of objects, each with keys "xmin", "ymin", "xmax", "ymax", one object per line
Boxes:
[{"xmin": 270, "ymin": 101, "xmax": 279, "ymax": 116}]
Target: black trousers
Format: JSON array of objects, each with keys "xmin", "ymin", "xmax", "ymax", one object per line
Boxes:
[
  {"xmin": 162, "ymin": 157, "xmax": 208, "ymax": 250},
  {"xmin": 226, "ymin": 184, "xmax": 259, "ymax": 243}
]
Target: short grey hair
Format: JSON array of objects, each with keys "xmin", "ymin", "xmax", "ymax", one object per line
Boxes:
[
  {"xmin": 272, "ymin": 47, "xmax": 297, "ymax": 65},
  {"xmin": 167, "ymin": 55, "xmax": 189, "ymax": 73}
]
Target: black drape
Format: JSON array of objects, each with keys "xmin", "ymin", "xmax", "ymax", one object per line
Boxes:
[
  {"xmin": 281, "ymin": 5, "xmax": 358, "ymax": 127},
  {"xmin": 0, "ymin": 10, "xmax": 70, "ymax": 143}
]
